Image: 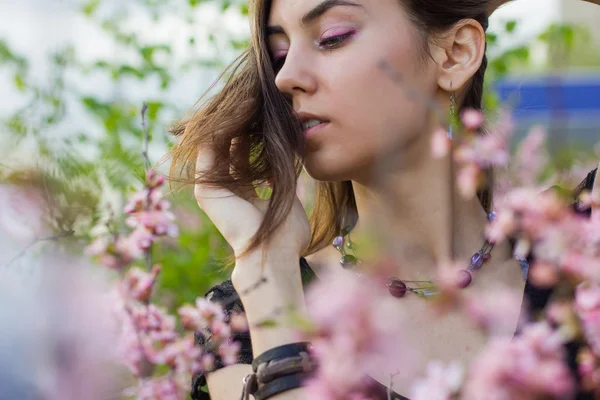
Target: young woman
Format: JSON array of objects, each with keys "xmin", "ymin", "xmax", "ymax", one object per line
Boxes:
[{"xmin": 167, "ymin": 0, "xmax": 600, "ymax": 398}]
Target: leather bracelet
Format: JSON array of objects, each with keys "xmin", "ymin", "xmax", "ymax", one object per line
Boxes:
[
  {"xmin": 256, "ymin": 351, "xmax": 317, "ymax": 383},
  {"xmin": 251, "ymin": 342, "xmax": 311, "ymax": 372},
  {"xmin": 253, "ymin": 373, "xmax": 309, "ymax": 400}
]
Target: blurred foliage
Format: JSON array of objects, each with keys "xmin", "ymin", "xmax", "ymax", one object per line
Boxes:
[{"xmin": 0, "ymin": 3, "xmax": 597, "ymax": 309}]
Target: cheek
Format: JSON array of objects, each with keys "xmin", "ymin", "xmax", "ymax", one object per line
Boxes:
[{"xmin": 332, "ymin": 32, "xmax": 435, "ymax": 152}]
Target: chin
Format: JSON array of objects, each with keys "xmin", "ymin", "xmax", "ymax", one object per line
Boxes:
[
  {"xmin": 303, "ymin": 152, "xmax": 366, "ymax": 183},
  {"xmin": 303, "ymin": 158, "xmax": 345, "ymax": 182}
]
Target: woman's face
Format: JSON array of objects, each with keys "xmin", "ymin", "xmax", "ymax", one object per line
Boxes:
[{"xmin": 267, "ymin": 0, "xmax": 441, "ymax": 182}]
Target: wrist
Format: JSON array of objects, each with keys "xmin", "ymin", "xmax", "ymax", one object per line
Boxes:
[{"xmin": 232, "ymin": 254, "xmax": 308, "ymax": 355}]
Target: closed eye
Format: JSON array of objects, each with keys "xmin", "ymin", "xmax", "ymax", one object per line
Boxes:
[
  {"xmin": 272, "ymin": 55, "xmax": 287, "ymax": 72},
  {"xmin": 271, "ymin": 31, "xmax": 355, "ymax": 73},
  {"xmin": 318, "ymin": 31, "xmax": 355, "ymax": 50}
]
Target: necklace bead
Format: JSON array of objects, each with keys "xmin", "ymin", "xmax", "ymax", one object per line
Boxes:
[
  {"xmin": 340, "ymin": 254, "xmax": 358, "ymax": 268},
  {"xmin": 470, "ymin": 252, "xmax": 485, "ymax": 269},
  {"xmin": 332, "ymin": 236, "xmax": 344, "ymax": 248},
  {"xmin": 456, "ymin": 270, "xmax": 473, "ymax": 289},
  {"xmin": 331, "ymin": 211, "xmax": 511, "ymax": 299},
  {"xmin": 387, "ymin": 279, "xmax": 408, "ymax": 298}
]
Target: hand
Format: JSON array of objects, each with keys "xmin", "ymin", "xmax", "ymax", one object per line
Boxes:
[{"xmin": 193, "ymin": 140, "xmax": 311, "ymax": 281}]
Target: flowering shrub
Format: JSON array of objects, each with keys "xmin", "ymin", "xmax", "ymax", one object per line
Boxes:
[
  {"xmin": 5, "ymin": 108, "xmax": 596, "ymax": 399},
  {"xmin": 86, "ymin": 170, "xmax": 248, "ymax": 399}
]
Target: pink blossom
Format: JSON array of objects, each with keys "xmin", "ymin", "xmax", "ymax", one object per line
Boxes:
[
  {"xmin": 301, "ymin": 269, "xmax": 416, "ymax": 399},
  {"xmin": 512, "ymin": 126, "xmax": 548, "ymax": 186},
  {"xmin": 136, "ymin": 210, "xmax": 179, "ymax": 237},
  {"xmin": 0, "ymin": 183, "xmax": 50, "ymax": 243},
  {"xmin": 463, "ymin": 322, "xmax": 575, "ymax": 400},
  {"xmin": 128, "ymin": 377, "xmax": 183, "ymax": 400},
  {"xmin": 121, "ymin": 265, "xmax": 161, "ymax": 302},
  {"xmin": 575, "ymin": 281, "xmax": 600, "ymax": 356},
  {"xmin": 457, "ymin": 165, "xmax": 480, "ymax": 199},
  {"xmin": 577, "ymin": 348, "xmax": 600, "ymax": 391},
  {"xmin": 409, "ymin": 360, "xmax": 464, "ymax": 400},
  {"xmin": 218, "ymin": 340, "xmax": 241, "ymax": 365},
  {"xmin": 455, "ymin": 134, "xmax": 509, "ymax": 168},
  {"xmin": 154, "ymin": 334, "xmax": 202, "ymax": 375},
  {"xmin": 431, "ymin": 126, "xmax": 451, "ymax": 158},
  {"xmin": 210, "ymin": 319, "xmax": 232, "ymax": 342},
  {"xmin": 129, "ymin": 303, "xmax": 177, "ymax": 343},
  {"xmin": 463, "ymin": 287, "xmax": 526, "ymax": 336},
  {"xmin": 201, "ymin": 353, "xmax": 216, "ymax": 372},
  {"xmin": 229, "ymin": 311, "xmax": 249, "ymax": 333},
  {"xmin": 178, "ymin": 298, "xmax": 225, "ymax": 331},
  {"xmin": 528, "ymin": 260, "xmax": 560, "ymax": 288},
  {"xmin": 86, "ymin": 235, "xmax": 111, "ymax": 257},
  {"xmin": 119, "ymin": 226, "xmax": 154, "ymax": 257},
  {"xmin": 461, "ymin": 108, "xmax": 485, "ymax": 130},
  {"xmin": 485, "ymin": 209, "xmax": 516, "ymax": 243},
  {"xmin": 146, "ymin": 169, "xmax": 166, "ymax": 188}
]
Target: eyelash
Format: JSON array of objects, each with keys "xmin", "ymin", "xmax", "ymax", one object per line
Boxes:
[{"xmin": 271, "ymin": 30, "xmax": 356, "ymax": 72}]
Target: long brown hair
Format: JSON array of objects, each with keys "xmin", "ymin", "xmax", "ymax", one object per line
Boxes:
[{"xmin": 166, "ymin": 0, "xmax": 491, "ymax": 260}]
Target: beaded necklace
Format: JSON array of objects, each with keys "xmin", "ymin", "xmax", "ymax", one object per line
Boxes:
[{"xmin": 332, "ymin": 212, "xmax": 528, "ymax": 299}]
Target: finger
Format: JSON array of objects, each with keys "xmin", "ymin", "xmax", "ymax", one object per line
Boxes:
[
  {"xmin": 194, "ymin": 147, "xmax": 262, "ymax": 245},
  {"xmin": 592, "ymin": 161, "xmax": 600, "ymax": 219}
]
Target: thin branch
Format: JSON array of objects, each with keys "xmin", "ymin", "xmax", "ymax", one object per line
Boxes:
[
  {"xmin": 388, "ymin": 370, "xmax": 401, "ymax": 400},
  {"xmin": 1, "ymin": 230, "xmax": 74, "ymax": 269},
  {"xmin": 141, "ymin": 102, "xmax": 151, "ymax": 171}
]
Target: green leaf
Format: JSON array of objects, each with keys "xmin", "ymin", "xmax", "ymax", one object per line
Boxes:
[
  {"xmin": 13, "ymin": 73, "xmax": 26, "ymax": 91},
  {"xmin": 82, "ymin": 0, "xmax": 101, "ymax": 16},
  {"xmin": 505, "ymin": 20, "xmax": 518, "ymax": 34}
]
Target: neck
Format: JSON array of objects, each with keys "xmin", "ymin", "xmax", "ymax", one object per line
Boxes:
[{"xmin": 349, "ymin": 141, "xmax": 489, "ymax": 279}]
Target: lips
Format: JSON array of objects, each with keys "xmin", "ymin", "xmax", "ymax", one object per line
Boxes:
[{"xmin": 296, "ymin": 111, "xmax": 330, "ymax": 137}]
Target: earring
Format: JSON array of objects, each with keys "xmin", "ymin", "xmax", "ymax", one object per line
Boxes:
[{"xmin": 448, "ymin": 84, "xmax": 456, "ymax": 139}]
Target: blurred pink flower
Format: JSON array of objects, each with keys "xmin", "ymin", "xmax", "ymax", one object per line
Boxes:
[
  {"xmin": 146, "ymin": 169, "xmax": 166, "ymax": 188},
  {"xmin": 178, "ymin": 298, "xmax": 225, "ymax": 331},
  {"xmin": 229, "ymin": 311, "xmax": 249, "ymax": 333},
  {"xmin": 463, "ymin": 287, "xmax": 526, "ymax": 337},
  {"xmin": 431, "ymin": 126, "xmax": 451, "ymax": 158},
  {"xmin": 575, "ymin": 281, "xmax": 600, "ymax": 356},
  {"xmin": 409, "ymin": 360, "xmax": 464, "ymax": 400},
  {"xmin": 457, "ymin": 165, "xmax": 479, "ymax": 199},
  {"xmin": 0, "ymin": 184, "xmax": 50, "ymax": 243},
  {"xmin": 455, "ymin": 133, "xmax": 509, "ymax": 168},
  {"xmin": 512, "ymin": 126, "xmax": 548, "ymax": 186},
  {"xmin": 301, "ymin": 269, "xmax": 416, "ymax": 399},
  {"xmin": 485, "ymin": 209, "xmax": 516, "ymax": 243},
  {"xmin": 463, "ymin": 322, "xmax": 575, "ymax": 400},
  {"xmin": 121, "ymin": 265, "xmax": 161, "ymax": 302},
  {"xmin": 128, "ymin": 210, "xmax": 178, "ymax": 238},
  {"xmin": 218, "ymin": 340, "xmax": 241, "ymax": 365},
  {"xmin": 201, "ymin": 353, "xmax": 216, "ymax": 372},
  {"xmin": 461, "ymin": 108, "xmax": 485, "ymax": 131},
  {"xmin": 153, "ymin": 334, "xmax": 202, "ymax": 375},
  {"xmin": 128, "ymin": 377, "xmax": 183, "ymax": 400}
]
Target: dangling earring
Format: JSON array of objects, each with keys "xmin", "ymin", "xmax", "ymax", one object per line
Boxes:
[{"xmin": 448, "ymin": 84, "xmax": 456, "ymax": 139}]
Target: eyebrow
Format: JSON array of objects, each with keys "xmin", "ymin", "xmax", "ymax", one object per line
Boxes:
[{"xmin": 267, "ymin": 0, "xmax": 361, "ymax": 36}]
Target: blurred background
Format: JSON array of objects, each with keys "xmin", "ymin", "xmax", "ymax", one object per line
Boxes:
[{"xmin": 0, "ymin": 0, "xmax": 599, "ymax": 309}]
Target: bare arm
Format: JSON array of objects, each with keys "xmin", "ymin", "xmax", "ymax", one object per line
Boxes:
[
  {"xmin": 206, "ymin": 365, "xmax": 253, "ymax": 400},
  {"xmin": 203, "ymin": 252, "xmax": 310, "ymax": 400}
]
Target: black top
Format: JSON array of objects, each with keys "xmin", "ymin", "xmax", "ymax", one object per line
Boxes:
[{"xmin": 191, "ymin": 168, "xmax": 597, "ymax": 400}]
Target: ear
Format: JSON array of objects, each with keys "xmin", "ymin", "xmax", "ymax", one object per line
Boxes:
[{"xmin": 430, "ymin": 19, "xmax": 486, "ymax": 95}]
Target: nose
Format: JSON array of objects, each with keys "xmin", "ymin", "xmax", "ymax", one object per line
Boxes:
[{"xmin": 274, "ymin": 46, "xmax": 318, "ymax": 99}]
